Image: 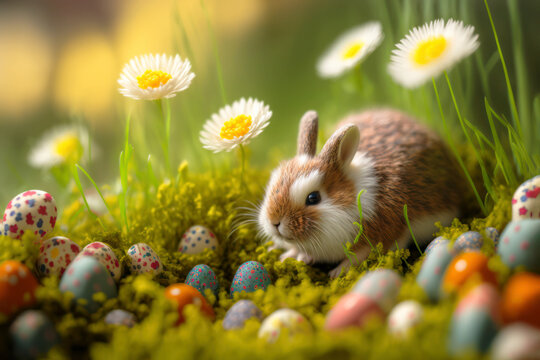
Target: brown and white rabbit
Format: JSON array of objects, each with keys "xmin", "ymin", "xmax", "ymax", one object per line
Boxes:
[{"xmin": 258, "ymin": 109, "xmax": 465, "ymax": 277}]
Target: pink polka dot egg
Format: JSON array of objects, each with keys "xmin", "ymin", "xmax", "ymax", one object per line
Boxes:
[
  {"xmin": 498, "ymin": 219, "xmax": 540, "ymax": 273},
  {"xmin": 512, "ymin": 175, "xmax": 540, "ymax": 220},
  {"xmin": 37, "ymin": 236, "xmax": 81, "ymax": 277},
  {"xmin": 351, "ymin": 269, "xmax": 402, "ymax": 312},
  {"xmin": 75, "ymin": 242, "xmax": 122, "ymax": 282},
  {"xmin": 387, "ymin": 300, "xmax": 424, "ymax": 336},
  {"xmin": 178, "ymin": 225, "xmax": 218, "ymax": 255},
  {"xmin": 127, "ymin": 243, "xmax": 162, "ymax": 276},
  {"xmin": 258, "ymin": 308, "xmax": 312, "ymax": 343},
  {"xmin": 2, "ymin": 190, "xmax": 57, "ymax": 239}
]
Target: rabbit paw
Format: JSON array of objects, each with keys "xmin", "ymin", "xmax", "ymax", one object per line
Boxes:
[
  {"xmin": 329, "ymin": 258, "xmax": 352, "ymax": 278},
  {"xmin": 280, "ymin": 248, "xmax": 314, "ymax": 264}
]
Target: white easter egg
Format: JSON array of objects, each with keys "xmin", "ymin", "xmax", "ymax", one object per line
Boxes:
[
  {"xmin": 512, "ymin": 175, "xmax": 540, "ymax": 220},
  {"xmin": 126, "ymin": 243, "xmax": 162, "ymax": 275},
  {"xmin": 178, "ymin": 225, "xmax": 218, "ymax": 254},
  {"xmin": 387, "ymin": 300, "xmax": 423, "ymax": 336},
  {"xmin": 2, "ymin": 190, "xmax": 57, "ymax": 239},
  {"xmin": 75, "ymin": 242, "xmax": 122, "ymax": 282},
  {"xmin": 258, "ymin": 308, "xmax": 312, "ymax": 343},
  {"xmin": 491, "ymin": 323, "xmax": 540, "ymax": 360},
  {"xmin": 37, "ymin": 236, "xmax": 81, "ymax": 277}
]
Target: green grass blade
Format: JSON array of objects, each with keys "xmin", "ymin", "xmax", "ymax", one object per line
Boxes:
[
  {"xmin": 70, "ymin": 164, "xmax": 105, "ymax": 230},
  {"xmin": 404, "ymin": 204, "xmax": 422, "ymax": 255}
]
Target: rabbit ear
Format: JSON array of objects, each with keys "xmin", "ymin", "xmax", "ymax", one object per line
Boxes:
[
  {"xmin": 319, "ymin": 124, "xmax": 359, "ymax": 168},
  {"xmin": 297, "ymin": 110, "xmax": 319, "ymax": 157}
]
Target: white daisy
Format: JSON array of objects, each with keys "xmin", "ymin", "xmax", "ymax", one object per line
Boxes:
[
  {"xmin": 200, "ymin": 98, "xmax": 272, "ymax": 153},
  {"xmin": 317, "ymin": 21, "xmax": 384, "ymax": 78},
  {"xmin": 118, "ymin": 53, "xmax": 195, "ymax": 100},
  {"xmin": 388, "ymin": 19, "xmax": 479, "ymax": 88},
  {"xmin": 28, "ymin": 125, "xmax": 96, "ymax": 168}
]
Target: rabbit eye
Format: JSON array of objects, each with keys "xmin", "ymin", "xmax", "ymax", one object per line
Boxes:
[{"xmin": 305, "ymin": 191, "xmax": 321, "ymax": 206}]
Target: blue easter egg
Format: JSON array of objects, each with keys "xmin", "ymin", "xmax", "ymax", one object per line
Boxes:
[
  {"xmin": 185, "ymin": 264, "xmax": 219, "ymax": 296},
  {"xmin": 223, "ymin": 300, "xmax": 264, "ymax": 330},
  {"xmin": 9, "ymin": 310, "xmax": 60, "ymax": 359},
  {"xmin": 453, "ymin": 231, "xmax": 483, "ymax": 253},
  {"xmin": 424, "ymin": 236, "xmax": 449, "ymax": 255},
  {"xmin": 105, "ymin": 309, "xmax": 136, "ymax": 327},
  {"xmin": 485, "ymin": 227, "xmax": 500, "ymax": 248},
  {"xmin": 60, "ymin": 256, "xmax": 117, "ymax": 313},
  {"xmin": 498, "ymin": 220, "xmax": 540, "ymax": 273},
  {"xmin": 416, "ymin": 240, "xmax": 454, "ymax": 301},
  {"xmin": 230, "ymin": 261, "xmax": 271, "ymax": 296},
  {"xmin": 351, "ymin": 269, "xmax": 402, "ymax": 312}
]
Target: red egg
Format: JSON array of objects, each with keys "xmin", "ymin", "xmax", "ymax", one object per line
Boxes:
[
  {"xmin": 0, "ymin": 260, "xmax": 39, "ymax": 316},
  {"xmin": 164, "ymin": 283, "xmax": 215, "ymax": 325},
  {"xmin": 325, "ymin": 292, "xmax": 385, "ymax": 331},
  {"xmin": 501, "ymin": 272, "xmax": 540, "ymax": 329}
]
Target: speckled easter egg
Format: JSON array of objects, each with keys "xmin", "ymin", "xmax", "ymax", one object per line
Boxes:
[
  {"xmin": 164, "ymin": 283, "xmax": 215, "ymax": 325},
  {"xmin": 501, "ymin": 272, "xmax": 540, "ymax": 329},
  {"xmin": 76, "ymin": 242, "xmax": 121, "ymax": 282},
  {"xmin": 387, "ymin": 300, "xmax": 423, "ymax": 336},
  {"xmin": 2, "ymin": 190, "xmax": 57, "ymax": 239},
  {"xmin": 37, "ymin": 236, "xmax": 80, "ymax": 277},
  {"xmin": 178, "ymin": 225, "xmax": 218, "ymax": 254},
  {"xmin": 491, "ymin": 324, "xmax": 540, "ymax": 360},
  {"xmin": 351, "ymin": 269, "xmax": 402, "ymax": 312},
  {"xmin": 60, "ymin": 256, "xmax": 117, "ymax": 313},
  {"xmin": 453, "ymin": 231, "xmax": 483, "ymax": 253},
  {"xmin": 223, "ymin": 300, "xmax": 264, "ymax": 330},
  {"xmin": 485, "ymin": 227, "xmax": 500, "ymax": 248},
  {"xmin": 126, "ymin": 243, "xmax": 162, "ymax": 276},
  {"xmin": 105, "ymin": 309, "xmax": 137, "ymax": 327},
  {"xmin": 0, "ymin": 260, "xmax": 39, "ymax": 316},
  {"xmin": 448, "ymin": 284, "xmax": 500, "ymax": 354},
  {"xmin": 258, "ymin": 309, "xmax": 312, "ymax": 342},
  {"xmin": 424, "ymin": 236, "xmax": 449, "ymax": 254},
  {"xmin": 512, "ymin": 175, "xmax": 540, "ymax": 220},
  {"xmin": 417, "ymin": 240, "xmax": 454, "ymax": 301},
  {"xmin": 9, "ymin": 310, "xmax": 60, "ymax": 359},
  {"xmin": 185, "ymin": 264, "xmax": 219, "ymax": 296},
  {"xmin": 325, "ymin": 292, "xmax": 385, "ymax": 331},
  {"xmin": 498, "ymin": 220, "xmax": 540, "ymax": 273},
  {"xmin": 442, "ymin": 252, "xmax": 497, "ymax": 296},
  {"xmin": 230, "ymin": 261, "xmax": 271, "ymax": 296}
]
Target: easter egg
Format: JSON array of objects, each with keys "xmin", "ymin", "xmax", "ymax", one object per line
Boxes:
[
  {"xmin": 60, "ymin": 256, "xmax": 117, "ymax": 313},
  {"xmin": 105, "ymin": 309, "xmax": 137, "ymax": 327},
  {"xmin": 325, "ymin": 292, "xmax": 385, "ymax": 331},
  {"xmin": 498, "ymin": 220, "xmax": 540, "ymax": 273},
  {"xmin": 0, "ymin": 260, "xmax": 39, "ymax": 316},
  {"xmin": 9, "ymin": 310, "xmax": 60, "ymax": 359},
  {"xmin": 126, "ymin": 243, "xmax": 162, "ymax": 276},
  {"xmin": 223, "ymin": 300, "xmax": 264, "ymax": 330},
  {"xmin": 178, "ymin": 225, "xmax": 218, "ymax": 254},
  {"xmin": 448, "ymin": 284, "xmax": 500, "ymax": 354},
  {"xmin": 351, "ymin": 269, "xmax": 402, "ymax": 312},
  {"xmin": 501, "ymin": 272, "xmax": 540, "ymax": 329},
  {"xmin": 512, "ymin": 175, "xmax": 540, "ymax": 220},
  {"xmin": 453, "ymin": 231, "xmax": 483, "ymax": 253},
  {"xmin": 164, "ymin": 283, "xmax": 215, "ymax": 325},
  {"xmin": 424, "ymin": 236, "xmax": 449, "ymax": 254},
  {"xmin": 491, "ymin": 324, "xmax": 540, "ymax": 360},
  {"xmin": 2, "ymin": 190, "xmax": 57, "ymax": 239},
  {"xmin": 37, "ymin": 236, "xmax": 80, "ymax": 277},
  {"xmin": 417, "ymin": 239, "xmax": 454, "ymax": 301},
  {"xmin": 230, "ymin": 261, "xmax": 271, "ymax": 296},
  {"xmin": 76, "ymin": 242, "xmax": 122, "ymax": 282},
  {"xmin": 258, "ymin": 308, "xmax": 312, "ymax": 342},
  {"xmin": 442, "ymin": 252, "xmax": 497, "ymax": 296},
  {"xmin": 387, "ymin": 300, "xmax": 423, "ymax": 336},
  {"xmin": 485, "ymin": 227, "xmax": 500, "ymax": 248},
  {"xmin": 185, "ymin": 264, "xmax": 219, "ymax": 296}
]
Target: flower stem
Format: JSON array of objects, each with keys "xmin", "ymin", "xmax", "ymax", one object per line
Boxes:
[
  {"xmin": 155, "ymin": 99, "xmax": 172, "ymax": 179},
  {"xmin": 238, "ymin": 144, "xmax": 248, "ymax": 193}
]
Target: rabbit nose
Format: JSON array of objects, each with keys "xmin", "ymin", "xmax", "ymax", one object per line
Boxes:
[{"xmin": 273, "ymin": 222, "xmax": 281, "ymax": 228}]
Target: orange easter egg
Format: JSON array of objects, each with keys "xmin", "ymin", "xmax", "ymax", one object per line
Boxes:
[
  {"xmin": 442, "ymin": 252, "xmax": 497, "ymax": 296},
  {"xmin": 164, "ymin": 283, "xmax": 215, "ymax": 325},
  {"xmin": 0, "ymin": 260, "xmax": 39, "ymax": 316},
  {"xmin": 501, "ymin": 272, "xmax": 540, "ymax": 329}
]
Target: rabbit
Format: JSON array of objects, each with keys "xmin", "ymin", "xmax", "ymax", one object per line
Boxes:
[{"xmin": 258, "ymin": 108, "xmax": 466, "ymax": 277}]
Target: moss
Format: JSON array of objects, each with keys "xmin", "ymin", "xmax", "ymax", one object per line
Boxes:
[{"xmin": 0, "ymin": 163, "xmax": 517, "ymax": 359}]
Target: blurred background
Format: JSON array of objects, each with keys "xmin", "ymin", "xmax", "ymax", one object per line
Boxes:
[{"xmin": 0, "ymin": 0, "xmax": 539, "ymax": 205}]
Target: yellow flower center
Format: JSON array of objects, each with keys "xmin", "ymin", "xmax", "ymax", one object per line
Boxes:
[
  {"xmin": 412, "ymin": 36, "xmax": 447, "ymax": 66},
  {"xmin": 220, "ymin": 114, "xmax": 252, "ymax": 140},
  {"xmin": 342, "ymin": 42, "xmax": 364, "ymax": 60},
  {"xmin": 137, "ymin": 70, "xmax": 172, "ymax": 89},
  {"xmin": 54, "ymin": 134, "xmax": 82, "ymax": 163}
]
